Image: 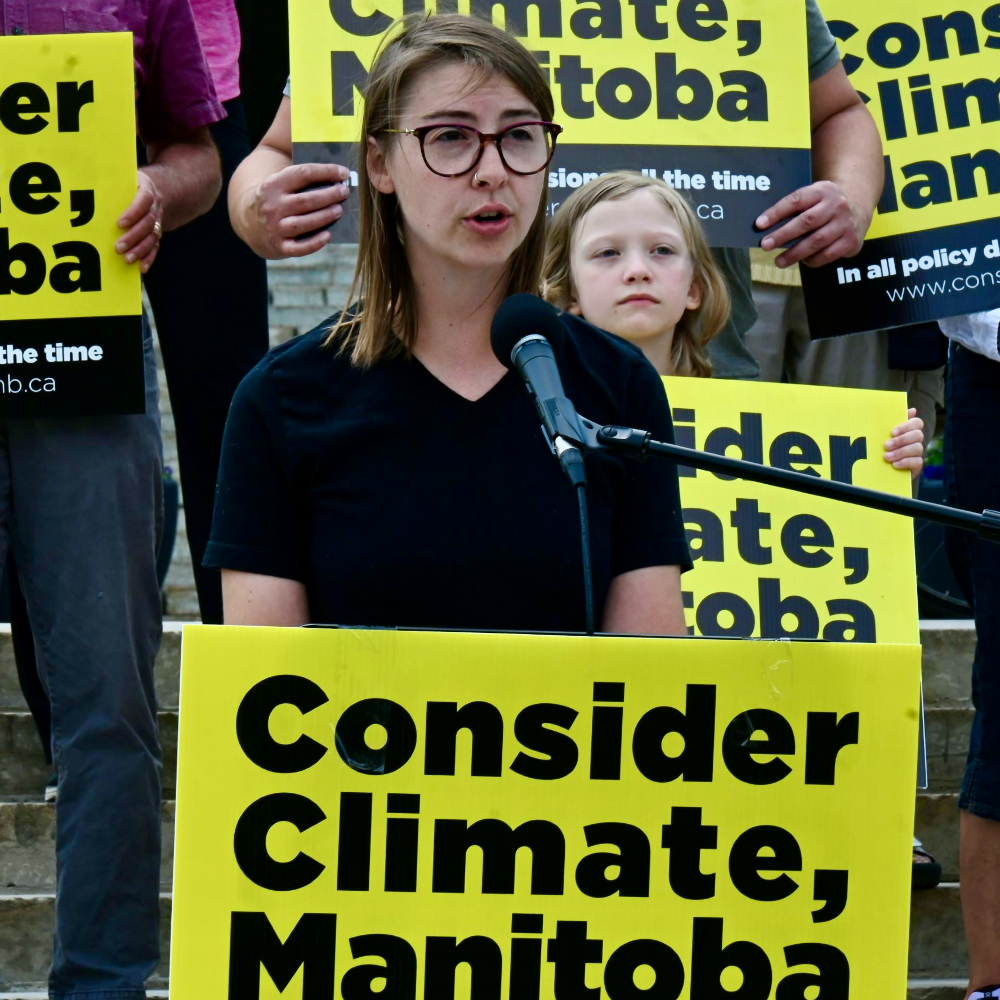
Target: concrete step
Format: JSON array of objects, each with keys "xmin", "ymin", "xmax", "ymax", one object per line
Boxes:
[
  {"xmin": 0, "ymin": 621, "xmax": 977, "ymax": 715},
  {"xmin": 0, "ymin": 993, "xmax": 168, "ymax": 998},
  {"xmin": 0, "ymin": 889, "xmax": 169, "ymax": 992},
  {"xmin": 0, "ymin": 706, "xmax": 973, "ymax": 807},
  {"xmin": 269, "ymin": 283, "xmax": 334, "ymax": 308},
  {"xmin": 0, "ymin": 985, "xmax": 971, "ymax": 1000},
  {"xmin": 910, "ymin": 883, "xmax": 966, "ymax": 979},
  {"xmin": 916, "ymin": 792, "xmax": 959, "ymax": 882},
  {"xmin": 265, "ymin": 304, "xmax": 341, "ymax": 333},
  {"xmin": 266, "ymin": 243, "xmax": 357, "ymax": 272},
  {"xmin": 919, "ymin": 621, "xmax": 975, "ymax": 708},
  {"xmin": 907, "ymin": 982, "xmax": 967, "ymax": 1000},
  {"xmin": 0, "ymin": 622, "xmax": 183, "ymax": 710},
  {"xmin": 1, "ymin": 710, "xmax": 177, "ymax": 800},
  {"xmin": 925, "ymin": 706, "xmax": 973, "ymax": 794},
  {"xmin": 0, "ymin": 884, "xmax": 967, "ymax": 988},
  {"xmin": 0, "ymin": 801, "xmax": 174, "ymax": 889},
  {"xmin": 0, "ymin": 791, "xmax": 957, "ymax": 893}
]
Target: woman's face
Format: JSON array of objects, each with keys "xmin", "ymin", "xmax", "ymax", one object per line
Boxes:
[
  {"xmin": 567, "ymin": 190, "xmax": 701, "ymax": 343},
  {"xmin": 368, "ymin": 63, "xmax": 547, "ymax": 276}
]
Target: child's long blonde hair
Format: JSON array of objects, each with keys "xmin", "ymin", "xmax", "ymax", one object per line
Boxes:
[{"xmin": 541, "ymin": 171, "xmax": 729, "ymax": 378}]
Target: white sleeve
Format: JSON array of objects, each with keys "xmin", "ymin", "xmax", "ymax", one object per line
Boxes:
[{"xmin": 939, "ymin": 310, "xmax": 1000, "ymax": 363}]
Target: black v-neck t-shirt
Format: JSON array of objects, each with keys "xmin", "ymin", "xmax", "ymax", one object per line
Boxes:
[{"xmin": 205, "ymin": 312, "xmax": 690, "ymax": 631}]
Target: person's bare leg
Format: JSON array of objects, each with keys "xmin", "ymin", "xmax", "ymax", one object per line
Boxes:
[{"xmin": 961, "ymin": 809, "xmax": 1000, "ymax": 998}]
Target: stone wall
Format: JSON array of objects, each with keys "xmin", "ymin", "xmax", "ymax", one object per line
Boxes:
[{"xmin": 154, "ymin": 244, "xmax": 359, "ymax": 620}]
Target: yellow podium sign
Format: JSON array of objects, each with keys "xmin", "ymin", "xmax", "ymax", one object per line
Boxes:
[
  {"xmin": 170, "ymin": 625, "xmax": 919, "ymax": 999},
  {"xmin": 666, "ymin": 379, "xmax": 919, "ymax": 646}
]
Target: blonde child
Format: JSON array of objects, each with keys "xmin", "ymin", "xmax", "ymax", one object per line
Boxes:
[{"xmin": 541, "ymin": 170, "xmax": 924, "ymax": 476}]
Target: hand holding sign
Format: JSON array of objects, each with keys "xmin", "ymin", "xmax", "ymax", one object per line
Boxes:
[
  {"xmin": 884, "ymin": 408, "xmax": 925, "ymax": 480},
  {"xmin": 253, "ymin": 161, "xmax": 351, "ymax": 258},
  {"xmin": 115, "ymin": 169, "xmax": 163, "ymax": 273},
  {"xmin": 756, "ymin": 178, "xmax": 870, "ymax": 269}
]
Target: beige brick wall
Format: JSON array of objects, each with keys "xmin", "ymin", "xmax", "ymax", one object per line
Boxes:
[{"xmin": 154, "ymin": 244, "xmax": 359, "ymax": 621}]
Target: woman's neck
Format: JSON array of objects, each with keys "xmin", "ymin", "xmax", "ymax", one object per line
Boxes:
[
  {"xmin": 408, "ymin": 248, "xmax": 511, "ymax": 400},
  {"xmin": 632, "ymin": 328, "xmax": 676, "ymax": 376}
]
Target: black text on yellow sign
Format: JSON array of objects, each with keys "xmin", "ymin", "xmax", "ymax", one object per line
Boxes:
[
  {"xmin": 0, "ymin": 32, "xmax": 143, "ymax": 417},
  {"xmin": 288, "ymin": 0, "xmax": 812, "ymax": 246},
  {"xmin": 666, "ymin": 378, "xmax": 918, "ymax": 645},
  {"xmin": 802, "ymin": 1, "xmax": 1000, "ymax": 335},
  {"xmin": 170, "ymin": 626, "xmax": 919, "ymax": 999}
]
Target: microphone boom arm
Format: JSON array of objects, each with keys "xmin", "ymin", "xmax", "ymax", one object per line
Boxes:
[{"xmin": 565, "ymin": 416, "xmax": 1000, "ymax": 543}]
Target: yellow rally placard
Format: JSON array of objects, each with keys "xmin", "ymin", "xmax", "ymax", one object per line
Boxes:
[
  {"xmin": 288, "ymin": 0, "xmax": 811, "ymax": 245},
  {"xmin": 0, "ymin": 32, "xmax": 144, "ymax": 416},
  {"xmin": 0, "ymin": 33, "xmax": 138, "ymax": 321},
  {"xmin": 829, "ymin": 0, "xmax": 1000, "ymax": 242},
  {"xmin": 666, "ymin": 379, "xmax": 918, "ymax": 645},
  {"xmin": 802, "ymin": 1, "xmax": 1000, "ymax": 334},
  {"xmin": 170, "ymin": 625, "xmax": 919, "ymax": 999}
]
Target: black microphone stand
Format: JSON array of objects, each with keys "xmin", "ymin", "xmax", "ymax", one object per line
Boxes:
[
  {"xmin": 557, "ymin": 414, "xmax": 1000, "ymax": 636},
  {"xmin": 586, "ymin": 421, "xmax": 1000, "ymax": 541}
]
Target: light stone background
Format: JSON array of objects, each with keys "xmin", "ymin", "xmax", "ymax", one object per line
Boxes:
[{"xmin": 151, "ymin": 243, "xmax": 359, "ymax": 620}]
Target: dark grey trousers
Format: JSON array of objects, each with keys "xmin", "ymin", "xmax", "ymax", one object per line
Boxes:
[{"xmin": 0, "ymin": 322, "xmax": 163, "ymax": 999}]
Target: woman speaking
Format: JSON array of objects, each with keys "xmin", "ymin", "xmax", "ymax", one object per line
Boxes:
[{"xmin": 205, "ymin": 13, "xmax": 690, "ymax": 634}]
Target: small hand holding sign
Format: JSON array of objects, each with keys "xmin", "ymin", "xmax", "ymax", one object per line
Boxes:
[{"xmin": 884, "ymin": 408, "xmax": 925, "ymax": 481}]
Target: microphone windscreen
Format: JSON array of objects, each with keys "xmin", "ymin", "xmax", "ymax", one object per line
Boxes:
[{"xmin": 490, "ymin": 294, "xmax": 565, "ymax": 369}]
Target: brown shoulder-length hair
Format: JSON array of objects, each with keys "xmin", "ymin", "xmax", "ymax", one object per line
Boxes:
[
  {"xmin": 328, "ymin": 12, "xmax": 555, "ymax": 367},
  {"xmin": 540, "ymin": 171, "xmax": 730, "ymax": 378}
]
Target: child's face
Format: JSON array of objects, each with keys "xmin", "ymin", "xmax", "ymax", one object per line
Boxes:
[{"xmin": 566, "ymin": 190, "xmax": 701, "ymax": 344}]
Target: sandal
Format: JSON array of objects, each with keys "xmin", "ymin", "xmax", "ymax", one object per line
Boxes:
[{"xmin": 912, "ymin": 840, "xmax": 942, "ymax": 890}]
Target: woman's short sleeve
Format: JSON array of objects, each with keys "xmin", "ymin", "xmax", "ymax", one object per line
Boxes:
[
  {"xmin": 203, "ymin": 361, "xmax": 307, "ymax": 580},
  {"xmin": 611, "ymin": 360, "xmax": 693, "ymax": 577}
]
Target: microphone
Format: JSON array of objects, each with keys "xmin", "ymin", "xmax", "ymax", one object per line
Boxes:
[{"xmin": 491, "ymin": 294, "xmax": 587, "ymax": 487}]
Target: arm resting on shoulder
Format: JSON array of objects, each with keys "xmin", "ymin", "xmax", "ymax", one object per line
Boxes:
[
  {"xmin": 222, "ymin": 570, "xmax": 311, "ymax": 626},
  {"xmin": 602, "ymin": 565, "xmax": 688, "ymax": 636},
  {"xmin": 228, "ymin": 96, "xmax": 350, "ymax": 259}
]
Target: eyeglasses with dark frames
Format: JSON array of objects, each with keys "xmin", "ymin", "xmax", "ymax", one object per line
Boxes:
[{"xmin": 379, "ymin": 120, "xmax": 563, "ymax": 178}]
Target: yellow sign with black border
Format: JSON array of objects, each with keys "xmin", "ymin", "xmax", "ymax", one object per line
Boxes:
[
  {"xmin": 287, "ymin": 0, "xmax": 812, "ymax": 245},
  {"xmin": 170, "ymin": 624, "xmax": 919, "ymax": 1000},
  {"xmin": 0, "ymin": 32, "xmax": 144, "ymax": 416}
]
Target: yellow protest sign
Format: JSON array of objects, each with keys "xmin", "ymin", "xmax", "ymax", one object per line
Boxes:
[
  {"xmin": 0, "ymin": 32, "xmax": 144, "ymax": 416},
  {"xmin": 170, "ymin": 625, "xmax": 919, "ymax": 999},
  {"xmin": 802, "ymin": 0, "xmax": 1000, "ymax": 334},
  {"xmin": 666, "ymin": 378, "xmax": 918, "ymax": 645},
  {"xmin": 287, "ymin": 0, "xmax": 811, "ymax": 245}
]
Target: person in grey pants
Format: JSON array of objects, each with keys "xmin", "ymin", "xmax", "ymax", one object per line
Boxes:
[{"xmin": 0, "ymin": 2, "xmax": 224, "ymax": 996}]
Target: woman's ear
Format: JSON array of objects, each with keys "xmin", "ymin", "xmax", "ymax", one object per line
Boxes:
[
  {"xmin": 367, "ymin": 136, "xmax": 395, "ymax": 195},
  {"xmin": 566, "ymin": 297, "xmax": 583, "ymax": 317}
]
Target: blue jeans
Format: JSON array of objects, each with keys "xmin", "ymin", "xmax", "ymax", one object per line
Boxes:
[
  {"xmin": 0, "ymin": 320, "xmax": 163, "ymax": 997},
  {"xmin": 945, "ymin": 342, "xmax": 1000, "ymax": 820}
]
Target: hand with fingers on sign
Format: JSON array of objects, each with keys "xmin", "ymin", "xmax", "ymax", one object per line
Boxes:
[
  {"xmin": 755, "ymin": 59, "xmax": 884, "ymax": 271},
  {"xmin": 884, "ymin": 408, "xmax": 926, "ymax": 482},
  {"xmin": 250, "ymin": 161, "xmax": 351, "ymax": 259},
  {"xmin": 755, "ymin": 179, "xmax": 870, "ymax": 270},
  {"xmin": 115, "ymin": 169, "xmax": 164, "ymax": 274}
]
